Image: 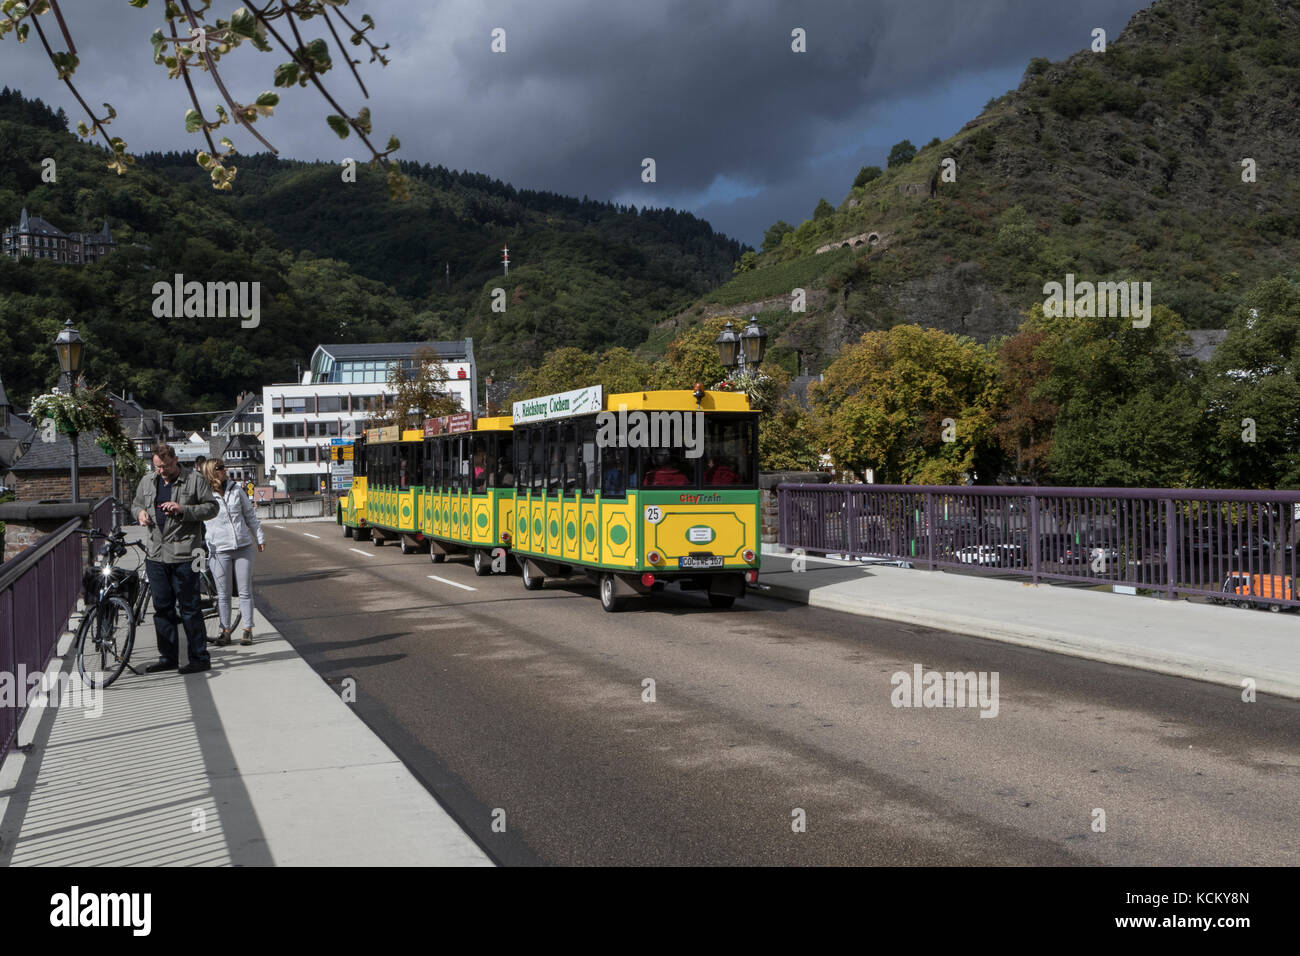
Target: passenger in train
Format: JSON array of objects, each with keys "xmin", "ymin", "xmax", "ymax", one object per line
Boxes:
[
  {"xmin": 644, "ymin": 452, "xmax": 689, "ymax": 486},
  {"xmin": 704, "ymin": 456, "xmax": 740, "ymax": 485}
]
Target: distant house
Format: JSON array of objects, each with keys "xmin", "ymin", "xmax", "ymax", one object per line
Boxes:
[
  {"xmin": 3, "ymin": 433, "xmax": 113, "ymax": 502},
  {"xmin": 170, "ymin": 431, "xmax": 212, "ymax": 466},
  {"xmin": 209, "ymin": 390, "xmax": 264, "ymax": 483},
  {"xmin": 1, "ymin": 208, "xmax": 116, "ymax": 266},
  {"xmin": 0, "ymin": 372, "xmax": 35, "ymax": 490},
  {"xmin": 108, "ymin": 392, "xmax": 167, "ymax": 458}
]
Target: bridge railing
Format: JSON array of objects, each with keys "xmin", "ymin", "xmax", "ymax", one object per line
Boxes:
[{"xmin": 778, "ymin": 483, "xmax": 1300, "ymax": 608}]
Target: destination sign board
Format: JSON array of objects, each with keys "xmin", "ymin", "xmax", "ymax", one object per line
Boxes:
[{"xmin": 513, "ymin": 385, "xmax": 603, "ymax": 425}]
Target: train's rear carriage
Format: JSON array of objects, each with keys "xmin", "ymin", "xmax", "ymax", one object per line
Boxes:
[
  {"xmin": 337, "ymin": 434, "xmax": 366, "ymax": 537},
  {"xmin": 510, "ymin": 386, "xmax": 761, "ymax": 611}
]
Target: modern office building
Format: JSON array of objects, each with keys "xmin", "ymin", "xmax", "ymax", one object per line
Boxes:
[{"xmin": 262, "ymin": 340, "xmax": 475, "ymax": 495}]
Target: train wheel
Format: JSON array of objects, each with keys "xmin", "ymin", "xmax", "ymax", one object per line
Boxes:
[
  {"xmin": 430, "ymin": 549, "xmax": 446, "ymax": 564},
  {"xmin": 599, "ymin": 573, "xmax": 622, "ymax": 612},
  {"xmin": 521, "ymin": 560, "xmax": 544, "ymax": 591},
  {"xmin": 400, "ymin": 536, "xmax": 416, "ymax": 555},
  {"xmin": 707, "ymin": 593, "xmax": 736, "ymax": 610},
  {"xmin": 344, "ymin": 525, "xmax": 353, "ymax": 539},
  {"xmin": 473, "ymin": 549, "xmax": 491, "ymax": 576},
  {"xmin": 373, "ymin": 531, "xmax": 385, "ymax": 547}
]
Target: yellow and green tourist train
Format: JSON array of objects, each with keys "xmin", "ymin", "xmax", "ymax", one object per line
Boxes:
[{"xmin": 336, "ymin": 386, "xmax": 761, "ymax": 611}]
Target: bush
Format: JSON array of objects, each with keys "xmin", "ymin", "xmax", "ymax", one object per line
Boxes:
[
  {"xmin": 1026, "ymin": 57, "xmax": 1051, "ymax": 77},
  {"xmin": 887, "ymin": 140, "xmax": 917, "ymax": 168},
  {"xmin": 853, "ymin": 165, "xmax": 882, "ymax": 188},
  {"xmin": 1059, "ymin": 203, "xmax": 1081, "ymax": 225}
]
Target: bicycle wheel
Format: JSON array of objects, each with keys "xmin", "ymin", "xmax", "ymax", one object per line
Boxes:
[{"xmin": 76, "ymin": 596, "xmax": 135, "ymax": 688}]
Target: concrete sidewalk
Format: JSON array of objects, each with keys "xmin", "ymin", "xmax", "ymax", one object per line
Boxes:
[
  {"xmin": 758, "ymin": 545, "xmax": 1300, "ymax": 700},
  {"xmin": 0, "ymin": 597, "xmax": 491, "ymax": 866}
]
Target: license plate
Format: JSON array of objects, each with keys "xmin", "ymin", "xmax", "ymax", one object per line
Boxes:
[{"xmin": 678, "ymin": 555, "xmax": 723, "ymax": 569}]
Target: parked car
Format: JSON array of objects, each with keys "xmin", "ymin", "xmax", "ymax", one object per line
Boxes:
[{"xmin": 954, "ymin": 544, "xmax": 1002, "ymax": 566}]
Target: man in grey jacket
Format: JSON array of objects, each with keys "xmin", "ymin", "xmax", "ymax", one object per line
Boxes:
[{"xmin": 131, "ymin": 443, "xmax": 219, "ymax": 674}]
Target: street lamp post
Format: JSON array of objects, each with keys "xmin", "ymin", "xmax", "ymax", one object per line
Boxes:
[
  {"xmin": 53, "ymin": 319, "xmax": 85, "ymax": 504},
  {"xmin": 715, "ymin": 316, "xmax": 768, "ymax": 373}
]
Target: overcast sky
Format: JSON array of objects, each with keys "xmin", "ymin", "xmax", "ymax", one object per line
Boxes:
[{"xmin": 2, "ymin": 0, "xmax": 1149, "ymax": 246}]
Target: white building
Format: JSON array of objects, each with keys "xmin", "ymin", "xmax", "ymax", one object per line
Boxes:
[{"xmin": 262, "ymin": 340, "xmax": 476, "ymax": 495}]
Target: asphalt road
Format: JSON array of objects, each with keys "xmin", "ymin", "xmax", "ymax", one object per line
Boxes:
[{"xmin": 254, "ymin": 520, "xmax": 1300, "ymax": 866}]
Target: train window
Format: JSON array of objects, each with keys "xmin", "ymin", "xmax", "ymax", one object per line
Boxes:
[
  {"xmin": 514, "ymin": 429, "xmax": 530, "ymax": 492},
  {"xmin": 702, "ymin": 417, "xmax": 757, "ymax": 488},
  {"xmin": 530, "ymin": 426, "xmax": 547, "ymax": 493},
  {"xmin": 579, "ymin": 420, "xmax": 597, "ymax": 497},
  {"xmin": 642, "ymin": 447, "xmax": 693, "ymax": 487},
  {"xmin": 545, "ymin": 425, "xmax": 563, "ymax": 495},
  {"xmin": 492, "ymin": 435, "xmax": 514, "ymax": 488},
  {"xmin": 600, "ymin": 445, "xmax": 627, "ymax": 498},
  {"xmin": 559, "ymin": 422, "xmax": 578, "ymax": 497},
  {"xmin": 471, "ymin": 438, "xmax": 488, "ymax": 493}
]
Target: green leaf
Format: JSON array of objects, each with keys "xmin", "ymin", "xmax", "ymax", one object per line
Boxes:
[
  {"xmin": 386, "ymin": 134, "xmax": 400, "ymax": 152},
  {"xmin": 355, "ymin": 106, "xmax": 371, "ymax": 135},
  {"xmin": 273, "ymin": 61, "xmax": 299, "ymax": 87},
  {"xmin": 230, "ymin": 7, "xmax": 257, "ymax": 38},
  {"xmin": 128, "ymin": 0, "xmax": 149, "ymax": 7},
  {"xmin": 255, "ymin": 90, "xmax": 279, "ymax": 107},
  {"xmin": 150, "ymin": 28, "xmax": 166, "ymax": 63},
  {"xmin": 326, "ymin": 114, "xmax": 350, "ymax": 139},
  {"xmin": 195, "ymin": 151, "xmax": 213, "ymax": 168},
  {"xmin": 185, "ymin": 108, "xmax": 203, "ymax": 133}
]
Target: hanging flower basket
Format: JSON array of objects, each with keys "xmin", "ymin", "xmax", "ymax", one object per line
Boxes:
[{"xmin": 29, "ymin": 382, "xmax": 144, "ymax": 484}]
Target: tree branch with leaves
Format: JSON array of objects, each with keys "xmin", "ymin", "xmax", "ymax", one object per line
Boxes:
[{"xmin": 0, "ymin": 0, "xmax": 405, "ymax": 196}]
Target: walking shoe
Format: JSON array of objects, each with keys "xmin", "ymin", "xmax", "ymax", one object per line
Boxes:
[
  {"xmin": 214, "ymin": 627, "xmax": 232, "ymax": 646},
  {"xmin": 179, "ymin": 661, "xmax": 211, "ymax": 674},
  {"xmin": 240, "ymin": 627, "xmax": 254, "ymax": 646},
  {"xmin": 144, "ymin": 660, "xmax": 177, "ymax": 673}
]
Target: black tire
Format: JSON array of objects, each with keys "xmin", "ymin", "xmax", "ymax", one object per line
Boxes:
[
  {"xmin": 373, "ymin": 532, "xmax": 385, "ymax": 547},
  {"xmin": 400, "ymin": 536, "xmax": 416, "ymax": 555},
  {"xmin": 1269, "ymin": 602, "xmax": 1283, "ymax": 613},
  {"xmin": 77, "ymin": 596, "xmax": 135, "ymax": 688},
  {"xmin": 344, "ymin": 525, "xmax": 353, "ymax": 539},
  {"xmin": 521, "ymin": 559, "xmax": 544, "ymax": 591},
  {"xmin": 707, "ymin": 593, "xmax": 736, "ymax": 610},
  {"xmin": 599, "ymin": 573, "xmax": 622, "ymax": 612},
  {"xmin": 355, "ymin": 526, "xmax": 372, "ymax": 542},
  {"xmin": 430, "ymin": 549, "xmax": 446, "ymax": 564},
  {"xmin": 473, "ymin": 549, "xmax": 491, "ymax": 576}
]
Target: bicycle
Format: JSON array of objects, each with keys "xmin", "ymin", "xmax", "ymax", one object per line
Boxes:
[{"xmin": 74, "ymin": 527, "xmax": 150, "ymax": 688}]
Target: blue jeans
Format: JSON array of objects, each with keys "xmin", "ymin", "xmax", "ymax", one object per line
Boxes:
[{"xmin": 145, "ymin": 559, "xmax": 209, "ymax": 666}]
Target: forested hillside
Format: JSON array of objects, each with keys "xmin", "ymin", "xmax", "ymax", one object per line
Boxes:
[{"xmin": 656, "ymin": 0, "xmax": 1300, "ymax": 373}]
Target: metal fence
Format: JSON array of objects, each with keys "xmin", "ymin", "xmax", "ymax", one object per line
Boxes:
[
  {"xmin": 778, "ymin": 483, "xmax": 1300, "ymax": 609},
  {"xmin": 0, "ymin": 519, "xmax": 89, "ymax": 763}
]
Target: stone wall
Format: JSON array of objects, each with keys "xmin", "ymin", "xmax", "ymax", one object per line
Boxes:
[
  {"xmin": 759, "ymin": 471, "xmax": 831, "ymax": 544},
  {"xmin": 0, "ymin": 501, "xmax": 97, "ymax": 563},
  {"xmin": 5, "ymin": 469, "xmax": 112, "ymax": 503}
]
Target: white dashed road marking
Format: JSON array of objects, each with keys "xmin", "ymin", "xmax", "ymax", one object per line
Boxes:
[{"xmin": 427, "ymin": 575, "xmax": 476, "ymax": 592}]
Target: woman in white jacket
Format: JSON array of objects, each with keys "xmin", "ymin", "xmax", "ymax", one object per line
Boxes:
[{"xmin": 199, "ymin": 459, "xmax": 266, "ymax": 646}]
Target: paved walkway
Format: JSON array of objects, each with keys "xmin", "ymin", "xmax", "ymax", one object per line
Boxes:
[
  {"xmin": 758, "ymin": 545, "xmax": 1300, "ymax": 700},
  {"xmin": 0, "ymin": 543, "xmax": 490, "ymax": 867}
]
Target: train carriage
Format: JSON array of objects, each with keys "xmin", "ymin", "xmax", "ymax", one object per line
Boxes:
[
  {"xmin": 337, "ymin": 415, "xmax": 515, "ymax": 574},
  {"xmin": 509, "ymin": 385, "xmax": 761, "ymax": 611}
]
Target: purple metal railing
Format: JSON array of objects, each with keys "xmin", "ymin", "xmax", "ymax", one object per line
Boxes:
[
  {"xmin": 778, "ymin": 484, "xmax": 1300, "ymax": 608},
  {"xmin": 0, "ymin": 496, "xmax": 114, "ymax": 765}
]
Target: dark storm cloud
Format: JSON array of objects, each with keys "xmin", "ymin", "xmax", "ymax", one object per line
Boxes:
[{"xmin": 1, "ymin": 1, "xmax": 1148, "ymax": 243}]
